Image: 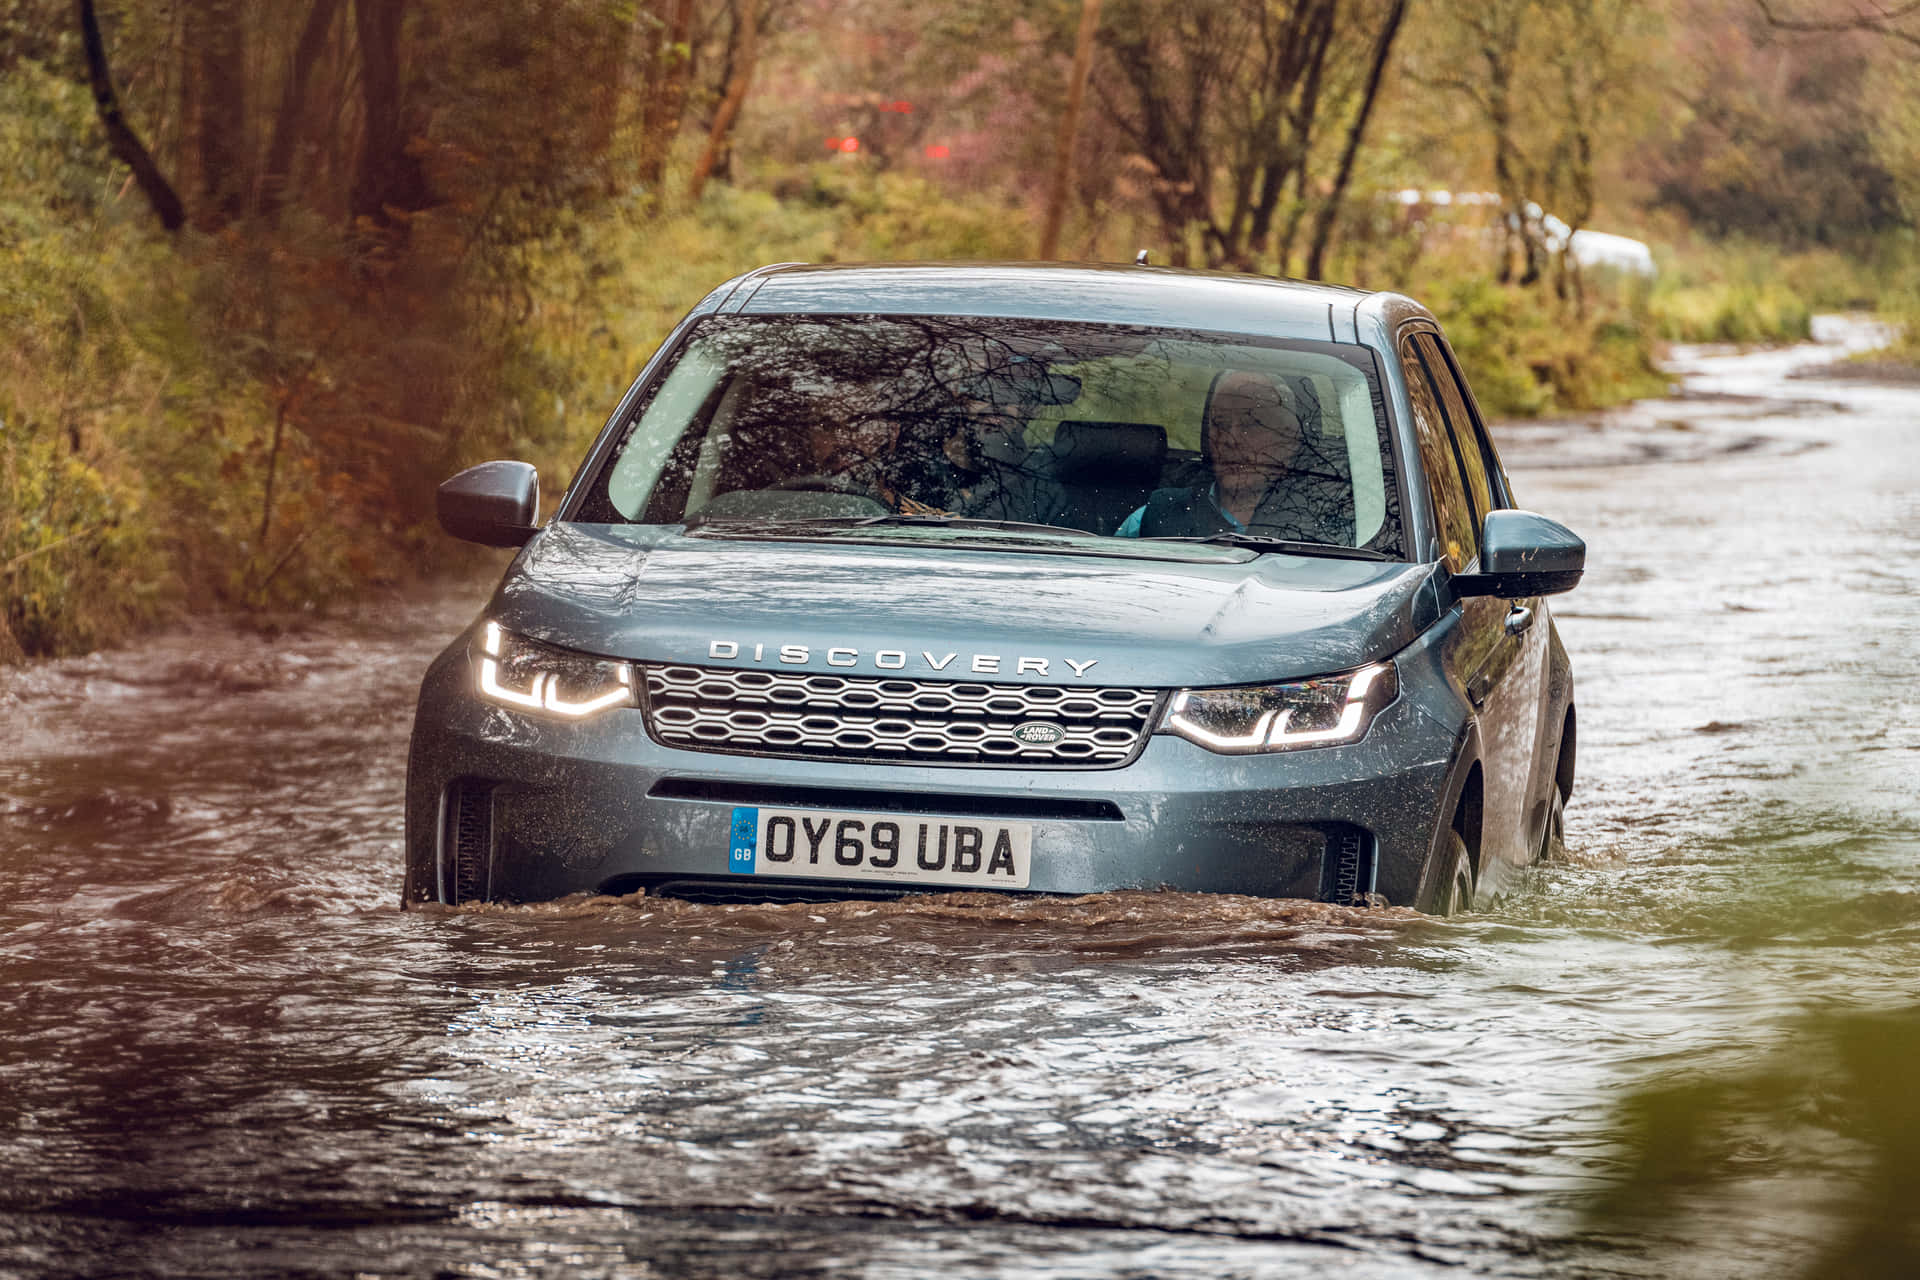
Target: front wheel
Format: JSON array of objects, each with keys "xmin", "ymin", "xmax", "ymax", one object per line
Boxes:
[{"xmin": 1429, "ymin": 828, "xmax": 1475, "ymax": 916}]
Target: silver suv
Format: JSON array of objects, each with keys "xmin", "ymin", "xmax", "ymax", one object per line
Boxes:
[{"xmin": 405, "ymin": 263, "xmax": 1583, "ymax": 914}]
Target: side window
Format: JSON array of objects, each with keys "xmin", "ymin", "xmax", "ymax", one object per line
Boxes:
[
  {"xmin": 1420, "ymin": 333, "xmax": 1513, "ymax": 509},
  {"xmin": 1413, "ymin": 334, "xmax": 1494, "ymax": 523},
  {"xmin": 1400, "ymin": 340, "xmax": 1477, "ymax": 572}
]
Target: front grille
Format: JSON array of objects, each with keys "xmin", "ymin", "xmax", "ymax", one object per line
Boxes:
[{"xmin": 641, "ymin": 665, "xmax": 1162, "ymax": 768}]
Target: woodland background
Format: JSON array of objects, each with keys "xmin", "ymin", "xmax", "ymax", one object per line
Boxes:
[{"xmin": 2, "ymin": 0, "xmax": 1916, "ymax": 659}]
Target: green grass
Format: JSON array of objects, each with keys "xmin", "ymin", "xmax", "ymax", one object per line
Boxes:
[{"xmin": 1645, "ymin": 233, "xmax": 1919, "ymax": 345}]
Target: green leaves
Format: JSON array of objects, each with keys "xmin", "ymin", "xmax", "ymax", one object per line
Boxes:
[{"xmin": 1586, "ymin": 1008, "xmax": 1920, "ymax": 1280}]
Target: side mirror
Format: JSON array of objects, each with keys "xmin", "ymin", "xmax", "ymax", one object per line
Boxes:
[
  {"xmin": 437, "ymin": 460, "xmax": 540, "ymax": 547},
  {"xmin": 1453, "ymin": 509, "xmax": 1585, "ymax": 598}
]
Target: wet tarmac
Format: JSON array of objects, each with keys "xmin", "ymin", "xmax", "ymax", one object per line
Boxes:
[{"xmin": 2, "ymin": 318, "xmax": 1917, "ymax": 1277}]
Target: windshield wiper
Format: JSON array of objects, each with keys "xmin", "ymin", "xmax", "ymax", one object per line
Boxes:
[
  {"xmin": 682, "ymin": 512, "xmax": 1095, "ymax": 539},
  {"xmin": 841, "ymin": 514, "xmax": 1094, "ymax": 537},
  {"xmin": 1144, "ymin": 532, "xmax": 1395, "ymax": 561}
]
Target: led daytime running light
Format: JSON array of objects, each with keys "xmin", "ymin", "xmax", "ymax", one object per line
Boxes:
[
  {"xmin": 1162, "ymin": 662, "xmax": 1394, "ymax": 754},
  {"xmin": 1165, "ymin": 692, "xmax": 1278, "ymax": 751},
  {"xmin": 478, "ymin": 622, "xmax": 634, "ymax": 718},
  {"xmin": 1268, "ymin": 663, "xmax": 1387, "ymax": 747}
]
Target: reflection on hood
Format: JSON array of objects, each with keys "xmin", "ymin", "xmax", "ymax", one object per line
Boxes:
[{"xmin": 495, "ymin": 524, "xmax": 1439, "ymax": 687}]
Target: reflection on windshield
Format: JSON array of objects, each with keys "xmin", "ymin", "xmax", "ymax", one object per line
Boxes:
[{"xmin": 580, "ymin": 316, "xmax": 1403, "ymax": 557}]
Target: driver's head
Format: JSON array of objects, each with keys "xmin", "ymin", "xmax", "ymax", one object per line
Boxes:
[
  {"xmin": 1203, "ymin": 371, "xmax": 1301, "ymax": 488},
  {"xmin": 808, "ymin": 417, "xmax": 897, "ymax": 474},
  {"xmin": 942, "ymin": 398, "xmax": 1028, "ymax": 477}
]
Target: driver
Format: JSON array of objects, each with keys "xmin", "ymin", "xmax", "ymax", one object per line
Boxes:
[
  {"xmin": 800, "ymin": 415, "xmax": 952, "ymax": 515},
  {"xmin": 804, "ymin": 416, "xmax": 896, "ymax": 490},
  {"xmin": 1115, "ymin": 370, "xmax": 1309, "ymax": 538}
]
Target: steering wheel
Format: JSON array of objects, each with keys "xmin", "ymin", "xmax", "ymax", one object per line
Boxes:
[{"xmin": 767, "ymin": 474, "xmax": 890, "ymax": 510}]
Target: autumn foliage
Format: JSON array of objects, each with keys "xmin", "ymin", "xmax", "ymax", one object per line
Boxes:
[{"xmin": 0, "ymin": 0, "xmax": 1915, "ymax": 658}]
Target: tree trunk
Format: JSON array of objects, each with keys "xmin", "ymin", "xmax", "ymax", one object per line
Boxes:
[
  {"xmin": 260, "ymin": 0, "xmax": 342, "ymax": 220},
  {"xmin": 584, "ymin": 8, "xmax": 636, "ymax": 194},
  {"xmin": 183, "ymin": 0, "xmax": 249, "ymax": 228},
  {"xmin": 1101, "ymin": 24, "xmax": 1213, "ymax": 267},
  {"xmin": 688, "ymin": 0, "xmax": 757, "ymax": 201},
  {"xmin": 350, "ymin": 0, "xmax": 431, "ymax": 227},
  {"xmin": 636, "ymin": 0, "xmax": 696, "ymax": 191},
  {"xmin": 1305, "ymin": 0, "xmax": 1407, "ymax": 280},
  {"xmin": 1038, "ymin": 0, "xmax": 1103, "ymax": 260},
  {"xmin": 1248, "ymin": 0, "xmax": 1335, "ymax": 270},
  {"xmin": 77, "ymin": 0, "xmax": 186, "ymax": 232}
]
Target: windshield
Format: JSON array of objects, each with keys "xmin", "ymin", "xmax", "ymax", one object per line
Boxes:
[{"xmin": 574, "ymin": 315, "xmax": 1404, "ymax": 557}]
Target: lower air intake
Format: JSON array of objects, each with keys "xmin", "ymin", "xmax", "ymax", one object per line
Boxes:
[
  {"xmin": 1320, "ymin": 826, "xmax": 1378, "ymax": 905},
  {"xmin": 444, "ymin": 779, "xmax": 494, "ymax": 904}
]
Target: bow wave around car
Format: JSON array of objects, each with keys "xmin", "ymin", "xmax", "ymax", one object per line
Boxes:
[{"xmin": 405, "ymin": 263, "xmax": 1584, "ymax": 914}]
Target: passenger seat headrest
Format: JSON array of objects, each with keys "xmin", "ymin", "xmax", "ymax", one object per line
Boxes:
[{"xmin": 1048, "ymin": 421, "xmax": 1168, "ymax": 486}]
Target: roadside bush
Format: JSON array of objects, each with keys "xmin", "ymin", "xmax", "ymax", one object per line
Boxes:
[
  {"xmin": 1645, "ymin": 232, "xmax": 1920, "ymax": 351},
  {"xmin": 1647, "ymin": 237, "xmax": 1843, "ymax": 343},
  {"xmin": 0, "ymin": 67, "xmax": 173, "ymax": 657},
  {"xmin": 1400, "ymin": 248, "xmax": 1668, "ymax": 418},
  {"xmin": 1859, "ymin": 236, "xmax": 1920, "ymax": 364},
  {"xmin": 1652, "ymin": 282, "xmax": 1812, "ymax": 344},
  {"xmin": 0, "ymin": 158, "xmax": 1046, "ymax": 660}
]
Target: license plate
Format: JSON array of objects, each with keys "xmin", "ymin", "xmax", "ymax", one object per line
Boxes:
[{"xmin": 727, "ymin": 806, "xmax": 1032, "ymax": 890}]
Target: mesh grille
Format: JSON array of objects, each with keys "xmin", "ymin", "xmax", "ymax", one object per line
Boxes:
[
  {"xmin": 642, "ymin": 664, "xmax": 1160, "ymax": 768},
  {"xmin": 445, "ymin": 779, "xmax": 493, "ymax": 904},
  {"xmin": 1321, "ymin": 826, "xmax": 1376, "ymax": 905}
]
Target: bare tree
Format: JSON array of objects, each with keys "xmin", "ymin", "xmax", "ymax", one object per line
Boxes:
[
  {"xmin": 77, "ymin": 0, "xmax": 186, "ymax": 231},
  {"xmin": 1094, "ymin": 0, "xmax": 1406, "ymax": 272},
  {"xmin": 1305, "ymin": 0, "xmax": 1407, "ymax": 280},
  {"xmin": 637, "ymin": 0, "xmax": 698, "ymax": 191},
  {"xmin": 689, "ymin": 0, "xmax": 758, "ymax": 201},
  {"xmin": 183, "ymin": 0, "xmax": 249, "ymax": 228},
  {"xmin": 1415, "ymin": 0, "xmax": 1544, "ymax": 283},
  {"xmin": 1038, "ymin": 0, "xmax": 1104, "ymax": 260},
  {"xmin": 350, "ymin": 0, "xmax": 432, "ymax": 227},
  {"xmin": 260, "ymin": 0, "xmax": 344, "ymax": 219}
]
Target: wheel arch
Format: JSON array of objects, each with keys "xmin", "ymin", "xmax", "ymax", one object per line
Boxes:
[
  {"xmin": 1415, "ymin": 723, "xmax": 1485, "ymax": 910},
  {"xmin": 1555, "ymin": 703, "xmax": 1578, "ymax": 802}
]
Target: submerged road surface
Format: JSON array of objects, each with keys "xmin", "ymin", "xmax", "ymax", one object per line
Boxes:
[{"xmin": 2, "ymin": 321, "xmax": 1917, "ymax": 1278}]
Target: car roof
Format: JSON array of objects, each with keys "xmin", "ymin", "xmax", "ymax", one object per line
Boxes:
[{"xmin": 710, "ymin": 261, "xmax": 1380, "ymax": 345}]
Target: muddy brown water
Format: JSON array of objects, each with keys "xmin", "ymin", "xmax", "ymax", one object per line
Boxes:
[{"xmin": 3, "ymin": 320, "xmax": 1917, "ymax": 1278}]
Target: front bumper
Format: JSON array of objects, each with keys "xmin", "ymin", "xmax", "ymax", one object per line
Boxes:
[{"xmin": 403, "ymin": 645, "xmax": 1462, "ymax": 907}]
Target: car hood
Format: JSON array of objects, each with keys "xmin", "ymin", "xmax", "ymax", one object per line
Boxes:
[{"xmin": 488, "ymin": 524, "xmax": 1445, "ymax": 688}]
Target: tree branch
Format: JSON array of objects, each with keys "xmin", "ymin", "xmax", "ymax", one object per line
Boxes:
[
  {"xmin": 260, "ymin": 0, "xmax": 342, "ymax": 219},
  {"xmin": 1755, "ymin": 0, "xmax": 1920, "ymax": 49},
  {"xmin": 77, "ymin": 0, "xmax": 185, "ymax": 231},
  {"xmin": 1306, "ymin": 0, "xmax": 1408, "ymax": 279}
]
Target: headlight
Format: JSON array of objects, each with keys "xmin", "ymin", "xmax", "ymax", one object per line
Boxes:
[
  {"xmin": 473, "ymin": 621, "xmax": 636, "ymax": 718},
  {"xmin": 1160, "ymin": 662, "xmax": 1397, "ymax": 754}
]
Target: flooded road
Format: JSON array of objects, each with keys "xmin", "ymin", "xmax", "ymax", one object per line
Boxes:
[{"xmin": 3, "ymin": 321, "xmax": 1918, "ymax": 1278}]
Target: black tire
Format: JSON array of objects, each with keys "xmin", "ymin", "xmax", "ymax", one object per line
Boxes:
[
  {"xmin": 1537, "ymin": 782, "xmax": 1568, "ymax": 864},
  {"xmin": 1432, "ymin": 827, "xmax": 1475, "ymax": 916}
]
